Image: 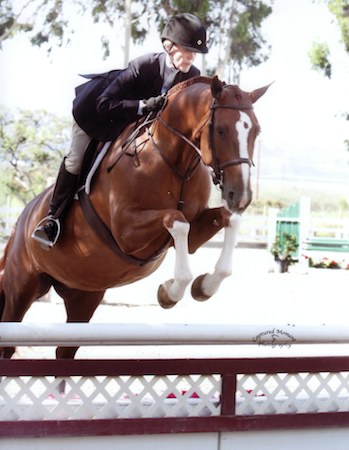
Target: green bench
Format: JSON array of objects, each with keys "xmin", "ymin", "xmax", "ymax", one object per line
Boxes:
[{"xmin": 303, "ymin": 238, "xmax": 349, "ymax": 253}]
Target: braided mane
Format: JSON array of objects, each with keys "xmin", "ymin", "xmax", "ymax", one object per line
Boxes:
[{"xmin": 167, "ymin": 76, "xmax": 212, "ymax": 97}]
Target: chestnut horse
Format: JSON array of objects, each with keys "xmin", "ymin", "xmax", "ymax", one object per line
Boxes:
[{"xmin": 0, "ymin": 76, "xmax": 270, "ymax": 359}]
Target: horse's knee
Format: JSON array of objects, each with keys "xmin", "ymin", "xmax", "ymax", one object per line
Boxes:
[{"xmin": 163, "ymin": 211, "xmax": 187, "ymax": 230}]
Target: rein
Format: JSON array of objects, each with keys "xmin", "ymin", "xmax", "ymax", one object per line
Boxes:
[
  {"xmin": 157, "ymin": 116, "xmax": 203, "ymax": 160},
  {"xmin": 150, "ymin": 117, "xmax": 202, "ymax": 210},
  {"xmin": 107, "ymin": 114, "xmax": 157, "ymax": 173}
]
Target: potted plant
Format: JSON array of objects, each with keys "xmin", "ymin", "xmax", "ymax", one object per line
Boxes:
[{"xmin": 270, "ymin": 232, "xmax": 299, "ymax": 273}]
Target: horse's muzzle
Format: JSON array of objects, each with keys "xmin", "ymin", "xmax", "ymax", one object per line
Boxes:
[{"xmin": 223, "ymin": 187, "xmax": 252, "ymax": 213}]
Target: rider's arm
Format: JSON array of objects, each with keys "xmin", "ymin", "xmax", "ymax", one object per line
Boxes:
[{"xmin": 96, "ymin": 53, "xmax": 161, "ymax": 121}]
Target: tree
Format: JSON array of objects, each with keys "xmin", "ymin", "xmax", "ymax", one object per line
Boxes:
[
  {"xmin": 308, "ymin": 0, "xmax": 349, "ymax": 153},
  {"xmin": 308, "ymin": 0, "xmax": 349, "ymax": 79},
  {"xmin": 209, "ymin": 0, "xmax": 272, "ymax": 83},
  {"xmin": 0, "ymin": 107, "xmax": 70, "ymax": 204},
  {"xmin": 308, "ymin": 41, "xmax": 332, "ymax": 78},
  {"xmin": 0, "ymin": 0, "xmax": 273, "ymax": 83}
]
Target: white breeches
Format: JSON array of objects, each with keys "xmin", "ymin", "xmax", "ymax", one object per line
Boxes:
[{"xmin": 64, "ymin": 121, "xmax": 92, "ymax": 175}]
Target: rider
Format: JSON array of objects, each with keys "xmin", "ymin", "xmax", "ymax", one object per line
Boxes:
[{"xmin": 32, "ymin": 13, "xmax": 208, "ymax": 248}]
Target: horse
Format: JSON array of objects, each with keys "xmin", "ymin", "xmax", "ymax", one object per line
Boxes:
[{"xmin": 0, "ymin": 76, "xmax": 270, "ymax": 361}]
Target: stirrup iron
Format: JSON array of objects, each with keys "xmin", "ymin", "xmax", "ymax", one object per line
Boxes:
[{"xmin": 31, "ymin": 216, "xmax": 61, "ymax": 248}]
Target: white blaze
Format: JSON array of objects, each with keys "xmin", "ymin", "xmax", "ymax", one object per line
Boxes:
[{"xmin": 235, "ymin": 111, "xmax": 252, "ymax": 208}]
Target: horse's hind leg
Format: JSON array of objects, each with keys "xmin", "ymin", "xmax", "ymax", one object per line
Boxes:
[
  {"xmin": 53, "ymin": 285, "xmax": 105, "ymax": 360},
  {"xmin": 0, "ymin": 273, "xmax": 52, "ymax": 358},
  {"xmin": 0, "ymin": 290, "xmax": 5, "ymax": 323},
  {"xmin": 53, "ymin": 286, "xmax": 105, "ymax": 393}
]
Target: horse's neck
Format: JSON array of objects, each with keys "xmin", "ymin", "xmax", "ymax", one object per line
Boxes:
[{"xmin": 158, "ymin": 87, "xmax": 211, "ymax": 143}]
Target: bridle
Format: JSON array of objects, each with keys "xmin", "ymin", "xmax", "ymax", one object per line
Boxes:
[
  {"xmin": 209, "ymin": 102, "xmax": 254, "ymax": 188},
  {"xmin": 156, "ymin": 97, "xmax": 254, "ymax": 190}
]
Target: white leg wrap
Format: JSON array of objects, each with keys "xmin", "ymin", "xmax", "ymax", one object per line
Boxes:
[
  {"xmin": 164, "ymin": 221, "xmax": 192, "ymax": 303},
  {"xmin": 200, "ymin": 214, "xmax": 242, "ymax": 297}
]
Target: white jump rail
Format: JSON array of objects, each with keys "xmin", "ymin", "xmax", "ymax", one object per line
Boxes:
[
  {"xmin": 1, "ymin": 322, "xmax": 349, "ymax": 346},
  {"xmin": 2, "ymin": 323, "xmax": 349, "ymax": 449}
]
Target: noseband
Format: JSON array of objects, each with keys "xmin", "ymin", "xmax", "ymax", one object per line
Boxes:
[{"xmin": 209, "ymin": 102, "xmax": 254, "ymax": 189}]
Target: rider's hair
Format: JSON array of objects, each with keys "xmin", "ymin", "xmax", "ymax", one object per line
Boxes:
[{"xmin": 162, "ymin": 39, "xmax": 174, "ymax": 53}]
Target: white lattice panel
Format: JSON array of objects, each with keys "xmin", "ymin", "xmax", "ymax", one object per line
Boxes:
[
  {"xmin": 237, "ymin": 371, "xmax": 349, "ymax": 415},
  {"xmin": 2, "ymin": 367, "xmax": 349, "ymax": 422},
  {"xmin": 0, "ymin": 374, "xmax": 221, "ymax": 420}
]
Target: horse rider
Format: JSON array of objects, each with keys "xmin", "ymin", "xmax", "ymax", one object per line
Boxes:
[{"xmin": 32, "ymin": 13, "xmax": 208, "ymax": 248}]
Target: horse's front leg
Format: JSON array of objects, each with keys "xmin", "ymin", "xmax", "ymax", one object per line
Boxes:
[
  {"xmin": 191, "ymin": 213, "xmax": 242, "ymax": 301},
  {"xmin": 158, "ymin": 219, "xmax": 193, "ymax": 309}
]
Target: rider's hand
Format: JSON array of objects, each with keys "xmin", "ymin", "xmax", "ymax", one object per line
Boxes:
[{"xmin": 141, "ymin": 95, "xmax": 165, "ymax": 115}]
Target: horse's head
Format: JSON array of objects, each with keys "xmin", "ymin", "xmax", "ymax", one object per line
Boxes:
[{"xmin": 199, "ymin": 76, "xmax": 271, "ymax": 214}]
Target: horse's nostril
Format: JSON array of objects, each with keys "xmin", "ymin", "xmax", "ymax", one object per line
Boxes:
[{"xmin": 228, "ymin": 190, "xmax": 235, "ymax": 202}]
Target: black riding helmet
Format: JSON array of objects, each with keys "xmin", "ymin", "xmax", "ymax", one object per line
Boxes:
[{"xmin": 161, "ymin": 13, "xmax": 208, "ymax": 54}]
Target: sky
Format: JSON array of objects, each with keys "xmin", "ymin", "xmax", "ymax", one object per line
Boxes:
[{"xmin": 1, "ymin": 0, "xmax": 349, "ymax": 185}]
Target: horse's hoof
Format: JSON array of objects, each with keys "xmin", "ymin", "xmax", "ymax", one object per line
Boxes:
[
  {"xmin": 57, "ymin": 379, "xmax": 66, "ymax": 394},
  {"xmin": 191, "ymin": 274, "xmax": 212, "ymax": 301},
  {"xmin": 157, "ymin": 282, "xmax": 177, "ymax": 309}
]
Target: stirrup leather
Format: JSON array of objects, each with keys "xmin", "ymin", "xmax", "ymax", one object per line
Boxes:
[{"xmin": 31, "ymin": 216, "xmax": 61, "ymax": 248}]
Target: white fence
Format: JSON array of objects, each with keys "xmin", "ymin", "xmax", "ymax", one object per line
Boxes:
[{"xmin": 1, "ymin": 322, "xmax": 349, "ymax": 449}]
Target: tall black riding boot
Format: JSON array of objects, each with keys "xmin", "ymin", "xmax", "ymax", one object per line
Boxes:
[{"xmin": 32, "ymin": 161, "xmax": 78, "ymax": 248}]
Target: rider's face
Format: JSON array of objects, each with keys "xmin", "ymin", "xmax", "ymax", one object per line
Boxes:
[{"xmin": 168, "ymin": 44, "xmax": 196, "ymax": 73}]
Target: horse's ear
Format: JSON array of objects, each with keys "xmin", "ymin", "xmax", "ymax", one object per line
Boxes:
[
  {"xmin": 250, "ymin": 81, "xmax": 274, "ymax": 104},
  {"xmin": 211, "ymin": 75, "xmax": 223, "ymax": 99}
]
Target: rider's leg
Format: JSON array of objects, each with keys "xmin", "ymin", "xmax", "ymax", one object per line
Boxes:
[{"xmin": 32, "ymin": 122, "xmax": 91, "ymax": 247}]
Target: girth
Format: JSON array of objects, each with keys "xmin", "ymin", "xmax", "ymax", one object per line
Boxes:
[{"xmin": 78, "ymin": 189, "xmax": 171, "ymax": 266}]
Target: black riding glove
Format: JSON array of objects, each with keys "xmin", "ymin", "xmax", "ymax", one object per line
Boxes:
[{"xmin": 142, "ymin": 95, "xmax": 165, "ymax": 115}]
